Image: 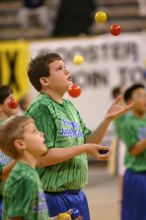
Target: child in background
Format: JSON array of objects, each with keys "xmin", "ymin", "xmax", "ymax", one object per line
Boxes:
[
  {"xmin": 109, "ymin": 85, "xmax": 131, "ymax": 213},
  {"xmin": 0, "ymin": 85, "xmax": 18, "ymax": 220},
  {"xmin": 121, "ymin": 83, "xmax": 146, "ymax": 220},
  {"xmin": 0, "ymin": 115, "xmax": 79, "ymax": 220},
  {"xmin": 26, "ymin": 53, "xmax": 133, "ymax": 220},
  {"xmin": 0, "ymin": 85, "xmax": 18, "ymax": 122}
]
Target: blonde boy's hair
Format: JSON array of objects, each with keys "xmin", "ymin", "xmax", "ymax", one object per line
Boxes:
[{"xmin": 0, "ymin": 115, "xmax": 34, "ymax": 159}]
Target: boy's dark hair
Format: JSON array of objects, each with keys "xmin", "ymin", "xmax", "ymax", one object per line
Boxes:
[
  {"xmin": 112, "ymin": 86, "xmax": 122, "ymax": 99},
  {"xmin": 27, "ymin": 53, "xmax": 62, "ymax": 91},
  {"xmin": 124, "ymin": 83, "xmax": 145, "ymax": 103},
  {"xmin": 0, "ymin": 85, "xmax": 13, "ymax": 104}
]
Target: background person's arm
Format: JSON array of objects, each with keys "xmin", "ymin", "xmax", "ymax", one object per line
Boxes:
[{"xmin": 130, "ymin": 139, "xmax": 146, "ymax": 156}]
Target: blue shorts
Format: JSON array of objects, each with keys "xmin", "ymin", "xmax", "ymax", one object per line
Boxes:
[
  {"xmin": 122, "ymin": 169, "xmax": 146, "ymax": 220},
  {"xmin": 45, "ymin": 189, "xmax": 90, "ymax": 220}
]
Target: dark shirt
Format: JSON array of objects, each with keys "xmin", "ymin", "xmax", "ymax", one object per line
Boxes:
[{"xmin": 23, "ymin": 0, "xmax": 44, "ymax": 8}]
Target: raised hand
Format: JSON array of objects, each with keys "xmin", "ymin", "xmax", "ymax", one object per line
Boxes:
[{"xmin": 105, "ymin": 96, "xmax": 134, "ymax": 122}]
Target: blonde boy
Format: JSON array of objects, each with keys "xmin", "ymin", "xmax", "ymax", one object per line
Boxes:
[{"xmin": 0, "ymin": 115, "xmax": 74, "ymax": 220}]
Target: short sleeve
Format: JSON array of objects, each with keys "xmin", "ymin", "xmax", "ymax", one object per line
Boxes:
[
  {"xmin": 5, "ymin": 177, "xmax": 36, "ymax": 218},
  {"xmin": 121, "ymin": 123, "xmax": 138, "ymax": 151},
  {"xmin": 26, "ymin": 104, "xmax": 56, "ymax": 149}
]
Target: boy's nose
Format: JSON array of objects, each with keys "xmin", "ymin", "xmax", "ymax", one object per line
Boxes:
[
  {"xmin": 40, "ymin": 131, "xmax": 44, "ymax": 137},
  {"xmin": 64, "ymin": 69, "xmax": 69, "ymax": 75}
]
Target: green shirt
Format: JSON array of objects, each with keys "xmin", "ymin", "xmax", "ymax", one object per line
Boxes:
[
  {"xmin": 121, "ymin": 115, "xmax": 146, "ymax": 172},
  {"xmin": 2, "ymin": 162, "xmax": 49, "ymax": 220},
  {"xmin": 26, "ymin": 93, "xmax": 91, "ymax": 192},
  {"xmin": 114, "ymin": 112, "xmax": 131, "ymax": 139}
]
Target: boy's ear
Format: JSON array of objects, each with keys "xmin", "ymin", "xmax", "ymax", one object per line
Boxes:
[
  {"xmin": 39, "ymin": 77, "xmax": 50, "ymax": 87},
  {"xmin": 13, "ymin": 139, "xmax": 26, "ymax": 150}
]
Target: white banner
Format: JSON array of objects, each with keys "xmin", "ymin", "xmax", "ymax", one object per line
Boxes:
[{"xmin": 30, "ymin": 33, "xmax": 146, "ymax": 130}]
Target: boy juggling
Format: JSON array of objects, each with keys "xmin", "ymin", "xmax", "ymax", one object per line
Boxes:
[{"xmin": 26, "ymin": 53, "xmax": 133, "ymax": 220}]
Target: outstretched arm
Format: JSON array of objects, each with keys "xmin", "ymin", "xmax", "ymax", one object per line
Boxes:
[
  {"xmin": 86, "ymin": 96, "xmax": 134, "ymax": 144},
  {"xmin": 37, "ymin": 144, "xmax": 111, "ymax": 167}
]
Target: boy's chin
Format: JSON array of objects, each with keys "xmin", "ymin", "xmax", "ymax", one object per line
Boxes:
[
  {"xmin": 65, "ymin": 83, "xmax": 72, "ymax": 91},
  {"xmin": 67, "ymin": 82, "xmax": 73, "ymax": 89},
  {"xmin": 68, "ymin": 80, "xmax": 73, "ymax": 86}
]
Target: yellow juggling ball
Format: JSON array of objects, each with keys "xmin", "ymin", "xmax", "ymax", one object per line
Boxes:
[
  {"xmin": 58, "ymin": 213, "xmax": 72, "ymax": 220},
  {"xmin": 95, "ymin": 11, "xmax": 107, "ymax": 23},
  {"xmin": 73, "ymin": 55, "xmax": 84, "ymax": 65}
]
